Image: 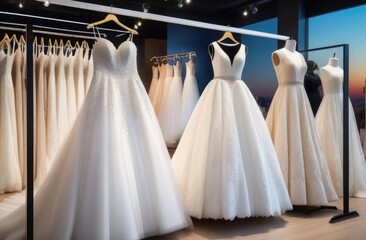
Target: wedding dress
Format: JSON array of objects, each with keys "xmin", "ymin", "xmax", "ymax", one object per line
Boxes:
[
  {"xmin": 0, "ymin": 37, "xmax": 191, "ymax": 240},
  {"xmin": 172, "ymin": 41, "xmax": 292, "ymax": 220}
]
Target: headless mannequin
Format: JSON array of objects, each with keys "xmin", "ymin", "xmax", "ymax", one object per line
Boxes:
[
  {"xmin": 272, "ymin": 39, "xmax": 297, "ymax": 66},
  {"xmin": 208, "ymin": 41, "xmax": 248, "ymax": 64},
  {"xmin": 319, "ymin": 57, "xmax": 342, "ymax": 93}
]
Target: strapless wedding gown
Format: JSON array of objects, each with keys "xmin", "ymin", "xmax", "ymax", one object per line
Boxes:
[
  {"xmin": 0, "ymin": 38, "xmax": 191, "ymax": 240},
  {"xmin": 172, "ymin": 41, "xmax": 292, "ymax": 220}
]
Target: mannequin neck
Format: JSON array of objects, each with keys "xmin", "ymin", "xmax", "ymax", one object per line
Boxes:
[
  {"xmin": 328, "ymin": 58, "xmax": 339, "ymax": 67},
  {"xmin": 284, "ymin": 39, "xmax": 297, "ymax": 52}
]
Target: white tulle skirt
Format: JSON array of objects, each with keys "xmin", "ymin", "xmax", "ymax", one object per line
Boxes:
[
  {"xmin": 266, "ymin": 84, "xmax": 338, "ymax": 206},
  {"xmin": 172, "ymin": 78, "xmax": 292, "ymax": 220},
  {"xmin": 158, "ymin": 75, "xmax": 183, "ymax": 147},
  {"xmin": 0, "ymin": 71, "xmax": 191, "ymax": 240},
  {"xmin": 149, "ymin": 76, "xmax": 159, "ymax": 102},
  {"xmin": 315, "ymin": 93, "xmax": 366, "ymax": 197},
  {"xmin": 180, "ymin": 74, "xmax": 199, "ymax": 136}
]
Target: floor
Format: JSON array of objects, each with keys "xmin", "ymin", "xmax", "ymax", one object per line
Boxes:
[
  {"xmin": 149, "ymin": 198, "xmax": 366, "ymax": 240},
  {"xmin": 1, "ymin": 192, "xmax": 365, "ymax": 239}
]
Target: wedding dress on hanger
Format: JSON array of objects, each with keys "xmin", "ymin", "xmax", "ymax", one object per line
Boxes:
[
  {"xmin": 0, "ymin": 35, "xmax": 191, "ymax": 240},
  {"xmin": 172, "ymin": 41, "xmax": 292, "ymax": 220}
]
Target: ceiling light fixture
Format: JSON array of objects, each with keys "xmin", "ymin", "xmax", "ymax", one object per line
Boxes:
[
  {"xmin": 186, "ymin": 0, "xmax": 191, "ymax": 3},
  {"xmin": 243, "ymin": 8, "xmax": 248, "ymax": 16},
  {"xmin": 142, "ymin": 3, "xmax": 149, "ymax": 13},
  {"xmin": 177, "ymin": 0, "xmax": 183, "ymax": 8},
  {"xmin": 19, "ymin": 1, "xmax": 24, "ymax": 8},
  {"xmin": 134, "ymin": 24, "xmax": 138, "ymax": 30},
  {"xmin": 44, "ymin": 0, "xmax": 49, "ymax": 7},
  {"xmin": 137, "ymin": 20, "xmax": 142, "ymax": 26}
]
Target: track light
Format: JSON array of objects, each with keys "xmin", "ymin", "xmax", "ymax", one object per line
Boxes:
[
  {"xmin": 137, "ymin": 20, "xmax": 142, "ymax": 26},
  {"xmin": 44, "ymin": 0, "xmax": 49, "ymax": 7},
  {"xmin": 177, "ymin": 0, "xmax": 183, "ymax": 8},
  {"xmin": 251, "ymin": 4, "xmax": 258, "ymax": 14},
  {"xmin": 243, "ymin": 8, "xmax": 248, "ymax": 16},
  {"xmin": 134, "ymin": 24, "xmax": 138, "ymax": 30},
  {"xmin": 19, "ymin": 2, "xmax": 24, "ymax": 8},
  {"xmin": 186, "ymin": 0, "xmax": 191, "ymax": 3},
  {"xmin": 142, "ymin": 3, "xmax": 149, "ymax": 13}
]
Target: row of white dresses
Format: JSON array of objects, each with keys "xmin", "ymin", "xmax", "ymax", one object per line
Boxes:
[
  {"xmin": 33, "ymin": 41, "xmax": 94, "ymax": 187},
  {"xmin": 149, "ymin": 59, "xmax": 199, "ymax": 147},
  {"xmin": 0, "ymin": 40, "xmax": 25, "ymax": 194}
]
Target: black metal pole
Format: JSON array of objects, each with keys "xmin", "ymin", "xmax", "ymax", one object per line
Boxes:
[{"xmin": 26, "ymin": 23, "xmax": 34, "ymax": 240}]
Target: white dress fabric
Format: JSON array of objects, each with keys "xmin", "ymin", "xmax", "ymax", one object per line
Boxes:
[
  {"xmin": 148, "ymin": 65, "xmax": 159, "ymax": 102},
  {"xmin": 55, "ymin": 50, "xmax": 68, "ymax": 147},
  {"xmin": 0, "ymin": 42, "xmax": 22, "ymax": 193},
  {"xmin": 85, "ymin": 52, "xmax": 94, "ymax": 95},
  {"xmin": 12, "ymin": 47, "xmax": 26, "ymax": 188},
  {"xmin": 158, "ymin": 61, "xmax": 183, "ymax": 147},
  {"xmin": 46, "ymin": 48, "xmax": 58, "ymax": 172},
  {"xmin": 74, "ymin": 48, "xmax": 85, "ymax": 112},
  {"xmin": 180, "ymin": 59, "xmax": 199, "ymax": 135},
  {"xmin": 34, "ymin": 49, "xmax": 49, "ymax": 187},
  {"xmin": 315, "ymin": 62, "xmax": 366, "ymax": 197},
  {"xmin": 172, "ymin": 41, "xmax": 292, "ymax": 220},
  {"xmin": 0, "ymin": 38, "xmax": 191, "ymax": 240},
  {"xmin": 65, "ymin": 50, "xmax": 77, "ymax": 128},
  {"xmin": 266, "ymin": 47, "xmax": 338, "ymax": 206},
  {"xmin": 152, "ymin": 64, "xmax": 166, "ymax": 114}
]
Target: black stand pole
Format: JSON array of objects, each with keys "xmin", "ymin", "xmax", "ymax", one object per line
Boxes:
[
  {"xmin": 26, "ymin": 23, "xmax": 34, "ymax": 240},
  {"xmin": 329, "ymin": 44, "xmax": 359, "ymax": 223}
]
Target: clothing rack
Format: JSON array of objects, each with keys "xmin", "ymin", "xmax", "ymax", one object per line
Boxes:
[
  {"xmin": 38, "ymin": 0, "xmax": 289, "ymax": 41},
  {"xmin": 0, "ymin": 21, "xmax": 103, "ymax": 40},
  {"xmin": 299, "ymin": 44, "xmax": 359, "ymax": 223},
  {"xmin": 150, "ymin": 51, "xmax": 197, "ymax": 62}
]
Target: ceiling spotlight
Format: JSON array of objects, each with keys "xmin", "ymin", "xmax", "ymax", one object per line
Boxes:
[
  {"xmin": 177, "ymin": 0, "xmax": 183, "ymax": 8},
  {"xmin": 186, "ymin": 0, "xmax": 191, "ymax": 3},
  {"xmin": 137, "ymin": 20, "xmax": 142, "ymax": 26},
  {"xmin": 142, "ymin": 3, "xmax": 149, "ymax": 13},
  {"xmin": 243, "ymin": 8, "xmax": 248, "ymax": 16},
  {"xmin": 134, "ymin": 24, "xmax": 138, "ymax": 30},
  {"xmin": 44, "ymin": 0, "xmax": 49, "ymax": 7},
  {"xmin": 19, "ymin": 2, "xmax": 24, "ymax": 8},
  {"xmin": 251, "ymin": 4, "xmax": 258, "ymax": 14}
]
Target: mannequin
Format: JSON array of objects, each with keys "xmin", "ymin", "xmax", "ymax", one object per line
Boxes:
[
  {"xmin": 315, "ymin": 57, "xmax": 366, "ymax": 197},
  {"xmin": 304, "ymin": 60, "xmax": 322, "ymax": 115},
  {"xmin": 272, "ymin": 39, "xmax": 297, "ymax": 66},
  {"xmin": 266, "ymin": 39, "xmax": 338, "ymax": 206}
]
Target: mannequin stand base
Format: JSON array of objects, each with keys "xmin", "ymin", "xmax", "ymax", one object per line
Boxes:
[
  {"xmin": 291, "ymin": 205, "xmax": 338, "ymax": 214},
  {"xmin": 329, "ymin": 211, "xmax": 359, "ymax": 223}
]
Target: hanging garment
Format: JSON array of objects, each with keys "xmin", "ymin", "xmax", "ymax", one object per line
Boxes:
[
  {"xmin": 20, "ymin": 46, "xmax": 27, "ymax": 187},
  {"xmin": 11, "ymin": 47, "xmax": 26, "ymax": 188},
  {"xmin": 180, "ymin": 59, "xmax": 199, "ymax": 135},
  {"xmin": 0, "ymin": 38, "xmax": 191, "ymax": 240},
  {"xmin": 0, "ymin": 42, "xmax": 22, "ymax": 193},
  {"xmin": 84, "ymin": 50, "xmax": 94, "ymax": 95},
  {"xmin": 152, "ymin": 64, "xmax": 166, "ymax": 114},
  {"xmin": 266, "ymin": 41, "xmax": 338, "ymax": 206},
  {"xmin": 46, "ymin": 46, "xmax": 58, "ymax": 166},
  {"xmin": 172, "ymin": 41, "xmax": 292, "ymax": 220},
  {"xmin": 34, "ymin": 48, "xmax": 49, "ymax": 187},
  {"xmin": 148, "ymin": 65, "xmax": 159, "ymax": 102},
  {"xmin": 315, "ymin": 60, "xmax": 366, "ymax": 198},
  {"xmin": 74, "ymin": 48, "xmax": 85, "ymax": 112},
  {"xmin": 158, "ymin": 60, "xmax": 183, "ymax": 147},
  {"xmin": 65, "ymin": 49, "xmax": 77, "ymax": 128}
]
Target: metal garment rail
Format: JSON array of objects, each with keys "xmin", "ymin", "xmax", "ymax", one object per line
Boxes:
[
  {"xmin": 37, "ymin": 0, "xmax": 289, "ymax": 41},
  {"xmin": 300, "ymin": 44, "xmax": 359, "ymax": 223}
]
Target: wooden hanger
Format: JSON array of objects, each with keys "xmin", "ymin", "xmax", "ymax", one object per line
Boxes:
[
  {"xmin": 217, "ymin": 31, "xmax": 239, "ymax": 44},
  {"xmin": 0, "ymin": 33, "xmax": 11, "ymax": 46},
  {"xmin": 87, "ymin": 13, "xmax": 138, "ymax": 35}
]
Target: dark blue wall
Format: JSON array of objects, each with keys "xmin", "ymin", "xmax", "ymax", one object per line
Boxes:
[{"xmin": 167, "ymin": 24, "xmax": 218, "ymax": 94}]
